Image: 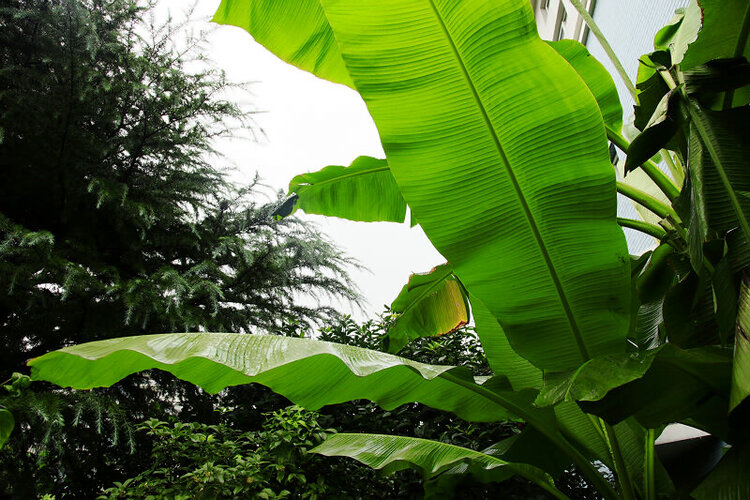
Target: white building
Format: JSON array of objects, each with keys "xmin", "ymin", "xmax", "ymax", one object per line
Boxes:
[{"xmin": 531, "ymin": 0, "xmax": 596, "ymax": 43}]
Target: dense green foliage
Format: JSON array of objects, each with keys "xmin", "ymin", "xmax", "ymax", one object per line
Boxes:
[
  {"xmin": 98, "ymin": 407, "xmax": 330, "ymax": 500},
  {"xmin": 0, "ymin": 0, "xmax": 357, "ymax": 376},
  {"xmin": 0, "ymin": 0, "xmax": 358, "ymax": 496},
  {"xmin": 17, "ymin": 0, "xmax": 750, "ymax": 498}
]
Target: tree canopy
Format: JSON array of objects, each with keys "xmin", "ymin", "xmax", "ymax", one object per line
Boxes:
[{"xmin": 0, "ymin": 0, "xmax": 359, "ymax": 496}]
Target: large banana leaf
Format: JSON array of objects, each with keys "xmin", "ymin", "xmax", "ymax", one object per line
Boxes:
[
  {"xmin": 386, "ymin": 263, "xmax": 469, "ymax": 353},
  {"xmin": 28, "ymin": 333, "xmax": 521, "ymax": 422},
  {"xmin": 470, "ymin": 296, "xmax": 541, "ymax": 390},
  {"xmin": 212, "ymin": 0, "xmax": 352, "ymax": 88},
  {"xmin": 683, "ymin": 104, "xmax": 750, "ymax": 270},
  {"xmin": 310, "ymin": 0, "xmax": 630, "ymax": 372},
  {"xmin": 311, "ymin": 433, "xmax": 569, "ymax": 499},
  {"xmin": 288, "ymin": 156, "xmax": 407, "ymax": 223},
  {"xmin": 680, "ymin": 0, "xmax": 750, "ymax": 71},
  {"xmin": 549, "ymin": 39, "xmax": 623, "ymax": 133},
  {"xmin": 731, "ymin": 278, "xmax": 750, "ymax": 413},
  {"xmin": 535, "ymin": 350, "xmax": 657, "ymax": 408},
  {"xmin": 692, "ymin": 441, "xmax": 750, "ymax": 500},
  {"xmin": 579, "ymin": 345, "xmax": 732, "ymax": 436}
]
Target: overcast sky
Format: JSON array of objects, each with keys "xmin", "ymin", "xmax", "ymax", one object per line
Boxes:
[{"xmin": 156, "ymin": 1, "xmax": 445, "ymax": 320}]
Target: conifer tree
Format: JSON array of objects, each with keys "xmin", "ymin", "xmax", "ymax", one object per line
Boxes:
[{"xmin": 0, "ymin": 0, "xmax": 358, "ymax": 495}]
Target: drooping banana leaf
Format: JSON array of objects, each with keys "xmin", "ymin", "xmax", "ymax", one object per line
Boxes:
[
  {"xmin": 385, "ymin": 263, "xmax": 469, "ymax": 353},
  {"xmin": 311, "ymin": 432, "xmax": 569, "ymax": 500},
  {"xmin": 0, "ymin": 408, "xmax": 13, "ymax": 449},
  {"xmin": 422, "ymin": 429, "xmax": 572, "ymax": 499},
  {"xmin": 579, "ymin": 345, "xmax": 732, "ymax": 436},
  {"xmin": 665, "ymin": 0, "xmax": 701, "ymax": 67},
  {"xmin": 683, "ymin": 105, "xmax": 750, "ymax": 268},
  {"xmin": 310, "ymin": 0, "xmax": 630, "ymax": 372},
  {"xmin": 470, "ymin": 296, "xmax": 541, "ymax": 390},
  {"xmin": 212, "ymin": 0, "xmax": 352, "ymax": 88},
  {"xmin": 287, "ymin": 156, "xmax": 407, "ymax": 223},
  {"xmin": 28, "ymin": 333, "xmax": 522, "ymax": 422},
  {"xmin": 691, "ymin": 441, "xmax": 750, "ymax": 500},
  {"xmin": 625, "ymin": 89, "xmax": 682, "ymax": 174},
  {"xmin": 548, "ymin": 39, "xmax": 623, "ymax": 133},
  {"xmin": 680, "ymin": 0, "xmax": 750, "ymax": 71},
  {"xmin": 730, "ymin": 277, "xmax": 750, "ymax": 413},
  {"xmin": 535, "ymin": 350, "xmax": 657, "ymax": 408}
]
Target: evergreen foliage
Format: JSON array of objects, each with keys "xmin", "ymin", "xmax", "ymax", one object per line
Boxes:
[
  {"xmin": 0, "ymin": 0, "xmax": 357, "ymax": 496},
  {"xmin": 0, "ymin": 0, "xmax": 358, "ymax": 377}
]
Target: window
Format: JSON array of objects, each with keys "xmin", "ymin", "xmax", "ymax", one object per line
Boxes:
[
  {"xmin": 540, "ymin": 0, "xmax": 550, "ymax": 10},
  {"xmin": 555, "ymin": 6, "xmax": 568, "ymax": 40}
]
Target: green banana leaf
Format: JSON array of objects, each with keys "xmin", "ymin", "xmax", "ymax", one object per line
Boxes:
[
  {"xmin": 278, "ymin": 41, "xmax": 626, "ymax": 226},
  {"xmin": 631, "ymin": 245, "xmax": 674, "ymax": 349},
  {"xmin": 731, "ymin": 278, "xmax": 750, "ymax": 413},
  {"xmin": 653, "ymin": 9, "xmax": 686, "ymax": 52},
  {"xmin": 0, "ymin": 408, "xmax": 13, "ymax": 449},
  {"xmin": 288, "ymin": 156, "xmax": 407, "ymax": 223},
  {"xmin": 579, "ymin": 345, "xmax": 732, "ymax": 434},
  {"xmin": 470, "ymin": 296, "xmax": 541, "ymax": 390},
  {"xmin": 692, "ymin": 441, "xmax": 750, "ymax": 500},
  {"xmin": 311, "ymin": 432, "xmax": 569, "ymax": 500},
  {"xmin": 28, "ymin": 333, "xmax": 521, "ymax": 422},
  {"xmin": 683, "ymin": 104, "xmax": 750, "ymax": 269},
  {"xmin": 611, "ymin": 418, "xmax": 674, "ymax": 498},
  {"xmin": 422, "ymin": 429, "xmax": 572, "ymax": 498},
  {"xmin": 536, "ymin": 350, "xmax": 657, "ymax": 408},
  {"xmin": 553, "ymin": 404, "xmax": 674, "ymax": 498},
  {"xmin": 212, "ymin": 0, "xmax": 352, "ymax": 88},
  {"xmin": 386, "ymin": 263, "xmax": 469, "ymax": 353},
  {"xmin": 666, "ymin": 0, "xmax": 701, "ymax": 66},
  {"xmin": 626, "ymin": 89, "xmax": 682, "ymax": 174},
  {"xmin": 311, "ymin": 0, "xmax": 630, "ymax": 372},
  {"xmin": 549, "ymin": 39, "xmax": 623, "ymax": 133},
  {"xmin": 680, "ymin": 0, "xmax": 750, "ymax": 71}
]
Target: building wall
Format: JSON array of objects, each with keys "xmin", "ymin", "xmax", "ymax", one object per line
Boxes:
[{"xmin": 533, "ymin": 0, "xmax": 594, "ymax": 42}]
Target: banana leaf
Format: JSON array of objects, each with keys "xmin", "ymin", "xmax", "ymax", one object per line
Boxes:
[
  {"xmin": 731, "ymin": 277, "xmax": 750, "ymax": 413},
  {"xmin": 579, "ymin": 345, "xmax": 732, "ymax": 435},
  {"xmin": 311, "ymin": 432, "xmax": 569, "ymax": 499},
  {"xmin": 287, "ymin": 156, "xmax": 407, "ymax": 223},
  {"xmin": 470, "ymin": 296, "xmax": 541, "ymax": 391},
  {"xmin": 680, "ymin": 0, "xmax": 750, "ymax": 71},
  {"xmin": 212, "ymin": 0, "xmax": 352, "ymax": 87},
  {"xmin": 28, "ymin": 333, "xmax": 522, "ymax": 422},
  {"xmin": 692, "ymin": 441, "xmax": 750, "ymax": 500},
  {"xmin": 549, "ymin": 39, "xmax": 623, "ymax": 132},
  {"xmin": 311, "ymin": 0, "xmax": 630, "ymax": 372},
  {"xmin": 386, "ymin": 263, "xmax": 469, "ymax": 353}
]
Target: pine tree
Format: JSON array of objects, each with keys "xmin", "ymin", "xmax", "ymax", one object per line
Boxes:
[
  {"xmin": 0, "ymin": 0, "xmax": 358, "ymax": 495},
  {"xmin": 0, "ymin": 0, "xmax": 358, "ymax": 376}
]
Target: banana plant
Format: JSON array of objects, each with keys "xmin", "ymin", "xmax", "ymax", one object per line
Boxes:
[{"xmin": 27, "ymin": 0, "xmax": 750, "ymax": 497}]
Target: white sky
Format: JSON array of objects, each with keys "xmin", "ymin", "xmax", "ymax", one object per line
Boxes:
[{"xmin": 156, "ymin": 1, "xmax": 445, "ymax": 320}]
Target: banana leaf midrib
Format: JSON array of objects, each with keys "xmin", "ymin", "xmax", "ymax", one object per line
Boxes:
[
  {"xmin": 424, "ymin": 0, "xmax": 589, "ymax": 362},
  {"xmin": 294, "ymin": 164, "xmax": 392, "ymax": 190}
]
